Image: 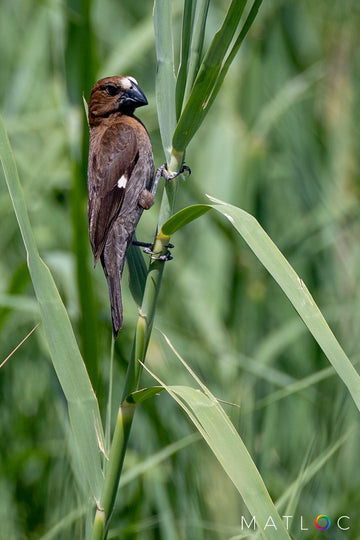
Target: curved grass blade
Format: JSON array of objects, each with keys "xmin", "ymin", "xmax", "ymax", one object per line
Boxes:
[
  {"xmin": 127, "ymin": 386, "xmax": 165, "ymax": 404},
  {"xmin": 172, "ymin": 0, "xmax": 247, "ymax": 153},
  {"xmin": 154, "ymin": 0, "xmax": 177, "ymax": 164},
  {"xmin": 161, "ymin": 204, "xmax": 210, "ymax": 236},
  {"xmin": 208, "ymin": 196, "xmax": 360, "ymax": 413},
  {"xmin": 181, "ymin": 0, "xmax": 210, "ymax": 110},
  {"xmin": 142, "ymin": 353, "xmax": 291, "ymax": 540},
  {"xmin": 205, "ymin": 0, "xmax": 263, "ymax": 115},
  {"xmin": 0, "ymin": 114, "xmax": 104, "ymax": 502},
  {"xmin": 175, "ymin": 0, "xmax": 196, "ymax": 119},
  {"xmin": 163, "ymin": 197, "xmax": 360, "ymax": 413}
]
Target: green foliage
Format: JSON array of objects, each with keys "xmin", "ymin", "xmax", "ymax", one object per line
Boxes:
[
  {"xmin": 0, "ymin": 115, "xmax": 104, "ymax": 502},
  {"xmin": 145, "ymin": 336, "xmax": 291, "ymax": 539},
  {"xmin": 1, "ymin": 0, "xmax": 360, "ymax": 539},
  {"xmin": 161, "ymin": 198, "xmax": 360, "ymax": 414},
  {"xmin": 173, "ymin": 0, "xmax": 250, "ymax": 153}
]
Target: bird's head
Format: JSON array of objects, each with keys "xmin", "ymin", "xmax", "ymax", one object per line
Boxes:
[{"xmin": 88, "ymin": 76, "xmax": 148, "ymax": 125}]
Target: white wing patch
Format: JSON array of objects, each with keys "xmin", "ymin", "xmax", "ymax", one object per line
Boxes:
[{"xmin": 117, "ymin": 174, "xmax": 128, "ymax": 189}]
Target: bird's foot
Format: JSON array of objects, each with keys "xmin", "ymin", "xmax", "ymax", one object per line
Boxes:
[
  {"xmin": 158, "ymin": 163, "xmax": 191, "ymax": 182},
  {"xmin": 132, "ymin": 240, "xmax": 174, "ymax": 261},
  {"xmin": 151, "ymin": 163, "xmax": 191, "ymax": 196},
  {"xmin": 143, "ymin": 245, "xmax": 173, "ymax": 261}
]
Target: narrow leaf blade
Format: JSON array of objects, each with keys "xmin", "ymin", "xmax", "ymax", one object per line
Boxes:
[
  {"xmin": 0, "ymin": 114, "xmax": 104, "ymax": 501},
  {"xmin": 143, "ymin": 357, "xmax": 291, "ymax": 540},
  {"xmin": 172, "ymin": 0, "xmax": 247, "ymax": 152},
  {"xmin": 161, "ymin": 204, "xmax": 211, "ymax": 236},
  {"xmin": 209, "ymin": 197, "xmax": 360, "ymax": 412},
  {"xmin": 127, "ymin": 386, "xmax": 165, "ymax": 404},
  {"xmin": 175, "ymin": 0, "xmax": 195, "ymax": 119},
  {"xmin": 154, "ymin": 0, "xmax": 177, "ymax": 163},
  {"xmin": 205, "ymin": 0, "xmax": 263, "ymax": 114}
]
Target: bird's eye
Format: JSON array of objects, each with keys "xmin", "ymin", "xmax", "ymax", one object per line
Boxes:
[{"xmin": 105, "ymin": 85, "xmax": 119, "ymax": 96}]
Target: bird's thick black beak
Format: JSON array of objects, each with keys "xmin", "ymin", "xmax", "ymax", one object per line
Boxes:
[{"xmin": 120, "ymin": 81, "xmax": 148, "ymax": 110}]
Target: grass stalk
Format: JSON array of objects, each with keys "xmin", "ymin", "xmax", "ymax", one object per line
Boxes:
[
  {"xmin": 65, "ymin": 0, "xmax": 100, "ymax": 388},
  {"xmin": 91, "ymin": 229, "xmax": 173, "ymax": 537},
  {"xmin": 90, "ymin": 0, "xmax": 262, "ymax": 535},
  {"xmin": 91, "ymin": 402, "xmax": 135, "ymax": 540}
]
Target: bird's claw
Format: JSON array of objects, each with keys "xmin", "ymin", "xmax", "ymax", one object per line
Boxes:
[
  {"xmin": 158, "ymin": 163, "xmax": 191, "ymax": 182},
  {"xmin": 180, "ymin": 165, "xmax": 191, "ymax": 177},
  {"xmin": 143, "ymin": 245, "xmax": 173, "ymax": 261},
  {"xmin": 151, "ymin": 164, "xmax": 191, "ymax": 198}
]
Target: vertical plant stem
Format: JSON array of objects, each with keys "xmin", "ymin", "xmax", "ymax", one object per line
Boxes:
[
  {"xmin": 91, "ymin": 0, "xmax": 262, "ymax": 534},
  {"xmin": 91, "ymin": 246, "xmax": 171, "ymax": 538},
  {"xmin": 90, "ymin": 146, "xmax": 181, "ymax": 539},
  {"xmin": 65, "ymin": 0, "xmax": 100, "ymax": 388},
  {"xmin": 91, "ymin": 402, "xmax": 135, "ymax": 540},
  {"xmin": 91, "ymin": 510, "xmax": 105, "ymax": 540},
  {"xmin": 157, "ymin": 149, "xmax": 185, "ymax": 229},
  {"xmin": 105, "ymin": 339, "xmax": 115, "ymax": 459}
]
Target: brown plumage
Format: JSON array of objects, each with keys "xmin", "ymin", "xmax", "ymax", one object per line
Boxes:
[{"xmin": 87, "ymin": 76, "xmax": 154, "ymax": 338}]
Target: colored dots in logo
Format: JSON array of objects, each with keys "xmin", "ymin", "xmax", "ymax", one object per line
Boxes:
[{"xmin": 315, "ymin": 515, "xmax": 331, "ymax": 531}]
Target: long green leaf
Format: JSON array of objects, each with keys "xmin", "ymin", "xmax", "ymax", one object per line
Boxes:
[
  {"xmin": 127, "ymin": 386, "xmax": 164, "ymax": 404},
  {"xmin": 172, "ymin": 0, "xmax": 247, "ymax": 153},
  {"xmin": 205, "ymin": 0, "xmax": 263, "ymax": 115},
  {"xmin": 181, "ymin": 0, "xmax": 210, "ymax": 108},
  {"xmin": 208, "ymin": 196, "xmax": 360, "ymax": 412},
  {"xmin": 161, "ymin": 198, "xmax": 360, "ymax": 413},
  {"xmin": 143, "ymin": 355, "xmax": 291, "ymax": 540},
  {"xmin": 161, "ymin": 204, "xmax": 210, "ymax": 236},
  {"xmin": 175, "ymin": 0, "xmax": 196, "ymax": 119},
  {"xmin": 169, "ymin": 386, "xmax": 289, "ymax": 539},
  {"xmin": 154, "ymin": 0, "xmax": 177, "ymax": 164},
  {"xmin": 0, "ymin": 114, "xmax": 104, "ymax": 502}
]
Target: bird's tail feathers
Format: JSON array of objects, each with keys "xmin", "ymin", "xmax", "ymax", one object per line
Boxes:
[
  {"xmin": 108, "ymin": 274, "xmax": 123, "ymax": 339},
  {"xmin": 100, "ymin": 253, "xmax": 124, "ymax": 339}
]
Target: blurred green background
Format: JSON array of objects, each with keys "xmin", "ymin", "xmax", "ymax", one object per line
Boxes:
[{"xmin": 1, "ymin": 0, "xmax": 360, "ymax": 538}]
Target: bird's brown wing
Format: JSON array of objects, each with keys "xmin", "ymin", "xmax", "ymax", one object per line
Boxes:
[{"xmin": 88, "ymin": 122, "xmax": 139, "ymax": 263}]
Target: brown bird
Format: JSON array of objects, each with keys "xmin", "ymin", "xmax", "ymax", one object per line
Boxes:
[{"xmin": 87, "ymin": 75, "xmax": 155, "ymax": 338}]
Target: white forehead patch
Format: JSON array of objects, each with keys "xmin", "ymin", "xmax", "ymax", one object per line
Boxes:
[
  {"xmin": 120, "ymin": 76, "xmax": 138, "ymax": 90},
  {"xmin": 120, "ymin": 78, "xmax": 131, "ymax": 90},
  {"xmin": 127, "ymin": 76, "xmax": 138, "ymax": 86},
  {"xmin": 117, "ymin": 175, "xmax": 127, "ymax": 189}
]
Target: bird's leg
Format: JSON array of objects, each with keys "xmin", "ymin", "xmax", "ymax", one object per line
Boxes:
[
  {"xmin": 139, "ymin": 163, "xmax": 191, "ymax": 209},
  {"xmin": 132, "ymin": 239, "xmax": 174, "ymax": 260},
  {"xmin": 132, "ymin": 240, "xmax": 153, "ymax": 249},
  {"xmin": 136, "ymin": 164, "xmax": 190, "ymax": 261},
  {"xmin": 133, "ymin": 239, "xmax": 174, "ymax": 248},
  {"xmin": 150, "ymin": 163, "xmax": 191, "ymax": 197},
  {"xmin": 131, "ymin": 240, "xmax": 174, "ymax": 249},
  {"xmin": 143, "ymin": 245, "xmax": 173, "ymax": 261}
]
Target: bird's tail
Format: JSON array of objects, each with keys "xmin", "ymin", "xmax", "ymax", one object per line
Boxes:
[
  {"xmin": 100, "ymin": 225, "xmax": 130, "ymax": 339},
  {"xmin": 101, "ymin": 260, "xmax": 123, "ymax": 339}
]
